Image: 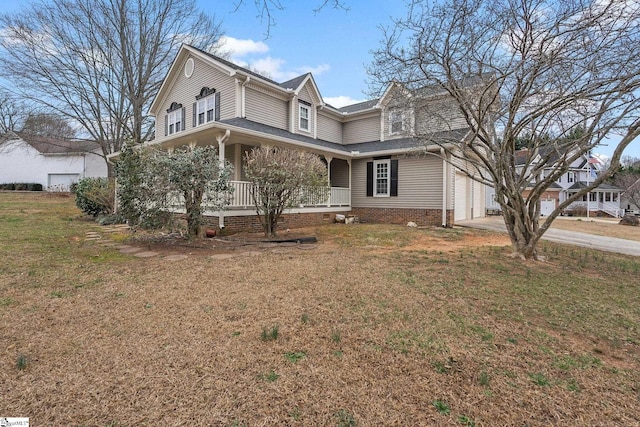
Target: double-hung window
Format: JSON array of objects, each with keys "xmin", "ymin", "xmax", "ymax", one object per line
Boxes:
[
  {"xmin": 165, "ymin": 102, "xmax": 185, "ymax": 136},
  {"xmin": 374, "ymin": 159, "xmax": 390, "ymax": 197},
  {"xmin": 568, "ymin": 171, "xmax": 575, "ymax": 183},
  {"xmin": 196, "ymin": 96, "xmax": 215, "ymax": 126},
  {"xmin": 299, "ymin": 103, "xmax": 310, "ymax": 132},
  {"xmin": 390, "ymin": 110, "xmax": 403, "ymax": 135}
]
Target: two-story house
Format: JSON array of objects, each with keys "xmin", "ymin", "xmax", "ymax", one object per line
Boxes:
[
  {"xmin": 485, "ymin": 147, "xmax": 623, "ymax": 217},
  {"xmin": 141, "ymin": 44, "xmax": 487, "ymax": 232}
]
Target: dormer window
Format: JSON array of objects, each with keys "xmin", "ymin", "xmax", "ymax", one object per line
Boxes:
[
  {"xmin": 299, "ymin": 102, "xmax": 310, "ymax": 132},
  {"xmin": 390, "ymin": 110, "xmax": 404, "ymax": 134}
]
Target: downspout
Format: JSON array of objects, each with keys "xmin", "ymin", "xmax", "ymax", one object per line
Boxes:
[
  {"xmin": 441, "ymin": 148, "xmax": 448, "ymax": 227},
  {"xmin": 217, "ymin": 129, "xmax": 231, "ymax": 229},
  {"xmin": 241, "ymin": 76, "xmax": 251, "ymax": 118}
]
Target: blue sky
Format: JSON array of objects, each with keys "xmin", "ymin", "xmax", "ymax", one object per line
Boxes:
[{"xmin": 1, "ymin": 0, "xmax": 638, "ymax": 158}]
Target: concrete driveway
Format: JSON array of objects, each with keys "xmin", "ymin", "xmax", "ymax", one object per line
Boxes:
[{"xmin": 457, "ymin": 217, "xmax": 640, "ymax": 257}]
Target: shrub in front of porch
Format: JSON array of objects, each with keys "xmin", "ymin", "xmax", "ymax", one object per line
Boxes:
[
  {"xmin": 244, "ymin": 146, "xmax": 328, "ymax": 237},
  {"xmin": 115, "ymin": 144, "xmax": 233, "ymax": 237}
]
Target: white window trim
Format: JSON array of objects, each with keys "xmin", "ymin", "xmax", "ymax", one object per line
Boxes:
[
  {"xmin": 196, "ymin": 95, "xmax": 216, "ymax": 126},
  {"xmin": 568, "ymin": 171, "xmax": 575, "ymax": 183},
  {"xmin": 299, "ymin": 104, "xmax": 310, "ymax": 132},
  {"xmin": 373, "ymin": 159, "xmax": 391, "ymax": 197},
  {"xmin": 167, "ymin": 110, "xmax": 182, "ymax": 135},
  {"xmin": 389, "ymin": 110, "xmax": 404, "ymax": 135}
]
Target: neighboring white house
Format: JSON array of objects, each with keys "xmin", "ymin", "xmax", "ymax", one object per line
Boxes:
[
  {"xmin": 486, "ymin": 147, "xmax": 623, "ymax": 217},
  {"xmin": 120, "ymin": 44, "xmax": 489, "ymax": 232},
  {"xmin": 0, "ymin": 132, "xmax": 107, "ymax": 191}
]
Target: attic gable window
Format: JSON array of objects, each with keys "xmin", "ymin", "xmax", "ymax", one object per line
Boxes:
[
  {"xmin": 299, "ymin": 102, "xmax": 310, "ymax": 132},
  {"xmin": 193, "ymin": 87, "xmax": 220, "ymax": 126},
  {"xmin": 390, "ymin": 110, "xmax": 404, "ymax": 134},
  {"xmin": 165, "ymin": 102, "xmax": 185, "ymax": 136}
]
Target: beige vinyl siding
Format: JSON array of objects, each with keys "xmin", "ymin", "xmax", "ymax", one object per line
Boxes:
[
  {"xmin": 343, "ymin": 116, "xmax": 380, "ymax": 144},
  {"xmin": 155, "ymin": 55, "xmax": 237, "ymax": 143},
  {"xmin": 352, "ymin": 156, "xmax": 443, "ymax": 209},
  {"xmin": 317, "ymin": 113, "xmax": 343, "ymax": 143},
  {"xmin": 296, "ymin": 86, "xmax": 315, "ymax": 135},
  {"xmin": 245, "ymin": 87, "xmax": 288, "ymax": 130},
  {"xmin": 298, "ymin": 85, "xmax": 314, "ymax": 104},
  {"xmin": 330, "ymin": 159, "xmax": 350, "ymax": 188},
  {"xmin": 415, "ymin": 98, "xmax": 468, "ymax": 134}
]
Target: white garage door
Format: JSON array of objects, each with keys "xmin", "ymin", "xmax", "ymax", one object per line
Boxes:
[
  {"xmin": 472, "ymin": 180, "xmax": 485, "ymax": 218},
  {"xmin": 540, "ymin": 199, "xmax": 556, "ymax": 217},
  {"xmin": 48, "ymin": 174, "xmax": 80, "ymax": 191},
  {"xmin": 455, "ymin": 172, "xmax": 468, "ymax": 222}
]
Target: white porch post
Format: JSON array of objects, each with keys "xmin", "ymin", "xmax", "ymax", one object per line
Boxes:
[
  {"xmin": 217, "ymin": 130, "xmax": 230, "ymax": 228},
  {"xmin": 347, "ymin": 159, "xmax": 352, "ymax": 207},
  {"xmin": 325, "ymin": 155, "xmax": 333, "ymax": 207},
  {"xmin": 234, "ymin": 144, "xmax": 242, "ymax": 180}
]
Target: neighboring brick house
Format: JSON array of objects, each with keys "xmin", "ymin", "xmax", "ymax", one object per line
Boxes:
[{"xmin": 135, "ymin": 44, "xmax": 487, "ymax": 232}]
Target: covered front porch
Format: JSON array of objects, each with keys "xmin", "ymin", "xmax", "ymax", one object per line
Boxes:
[
  {"xmin": 563, "ymin": 182, "xmax": 623, "ymax": 217},
  {"xmin": 158, "ymin": 124, "xmax": 353, "ymax": 216}
]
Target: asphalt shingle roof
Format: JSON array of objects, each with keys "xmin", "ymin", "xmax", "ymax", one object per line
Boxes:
[
  {"xmin": 338, "ymin": 99, "xmax": 379, "ymax": 114},
  {"xmin": 218, "ymin": 118, "xmax": 468, "ymax": 155},
  {"xmin": 3, "ymin": 133, "xmax": 101, "ymax": 154}
]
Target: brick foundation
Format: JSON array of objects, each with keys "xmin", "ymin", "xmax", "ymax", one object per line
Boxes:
[
  {"xmin": 203, "ymin": 211, "xmax": 351, "ymax": 233},
  {"xmin": 351, "ymin": 207, "xmax": 454, "ymax": 227}
]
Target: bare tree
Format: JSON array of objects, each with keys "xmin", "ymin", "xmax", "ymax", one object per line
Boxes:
[
  {"xmin": 244, "ymin": 146, "xmax": 328, "ymax": 237},
  {"xmin": 0, "ymin": 0, "xmax": 222, "ymax": 175},
  {"xmin": 370, "ymin": 0, "xmax": 640, "ymax": 260},
  {"xmin": 233, "ymin": 0, "xmax": 348, "ymax": 37},
  {"xmin": 0, "ymin": 90, "xmax": 30, "ymax": 134},
  {"xmin": 21, "ymin": 113, "xmax": 77, "ymax": 139},
  {"xmin": 612, "ymin": 157, "xmax": 640, "ymax": 213}
]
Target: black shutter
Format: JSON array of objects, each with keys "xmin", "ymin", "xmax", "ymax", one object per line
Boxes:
[
  {"xmin": 215, "ymin": 92, "xmax": 221, "ymax": 121},
  {"xmin": 366, "ymin": 161, "xmax": 373, "ymax": 197},
  {"xmin": 390, "ymin": 159, "xmax": 398, "ymax": 197},
  {"xmin": 181, "ymin": 107, "xmax": 186, "ymax": 131},
  {"xmin": 192, "ymin": 102, "xmax": 197, "ymax": 128},
  {"xmin": 164, "ymin": 114, "xmax": 168, "ymax": 136}
]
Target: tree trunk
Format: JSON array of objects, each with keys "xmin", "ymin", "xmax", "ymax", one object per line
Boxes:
[
  {"xmin": 502, "ymin": 209, "xmax": 543, "ymax": 260},
  {"xmin": 185, "ymin": 190, "xmax": 203, "ymax": 238}
]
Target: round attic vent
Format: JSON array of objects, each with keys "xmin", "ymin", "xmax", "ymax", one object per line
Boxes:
[{"xmin": 184, "ymin": 58, "xmax": 194, "ymax": 78}]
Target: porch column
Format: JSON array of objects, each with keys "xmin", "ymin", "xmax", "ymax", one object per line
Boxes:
[
  {"xmin": 217, "ymin": 130, "xmax": 230, "ymax": 228},
  {"xmin": 234, "ymin": 144, "xmax": 242, "ymax": 180},
  {"xmin": 325, "ymin": 155, "xmax": 332, "ymax": 207},
  {"xmin": 347, "ymin": 158, "xmax": 352, "ymax": 207}
]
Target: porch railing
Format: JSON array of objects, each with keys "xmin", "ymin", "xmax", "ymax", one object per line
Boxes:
[
  {"xmin": 228, "ymin": 180, "xmax": 350, "ymax": 209},
  {"xmin": 566, "ymin": 201, "xmax": 622, "ymax": 218},
  {"xmin": 168, "ymin": 181, "xmax": 350, "ymax": 210}
]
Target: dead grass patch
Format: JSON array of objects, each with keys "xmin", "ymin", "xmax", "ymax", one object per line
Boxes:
[
  {"xmin": 1, "ymin": 193, "xmax": 639, "ymax": 425},
  {"xmin": 550, "ymin": 217, "xmax": 640, "ymax": 241}
]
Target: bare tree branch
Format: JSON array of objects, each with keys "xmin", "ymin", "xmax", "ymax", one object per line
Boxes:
[
  {"xmin": 370, "ymin": 0, "xmax": 640, "ymax": 260},
  {"xmin": 0, "ymin": 0, "xmax": 223, "ymax": 175}
]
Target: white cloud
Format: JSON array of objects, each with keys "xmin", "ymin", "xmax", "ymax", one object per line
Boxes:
[
  {"xmin": 219, "ymin": 35, "xmax": 330, "ymax": 82},
  {"xmin": 218, "ymin": 36, "xmax": 269, "ymax": 57},
  {"xmin": 323, "ymin": 96, "xmax": 367, "ymax": 108}
]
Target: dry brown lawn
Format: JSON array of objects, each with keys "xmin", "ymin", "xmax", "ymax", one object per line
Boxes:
[
  {"xmin": 549, "ymin": 217, "xmax": 640, "ymax": 241},
  {"xmin": 1, "ymin": 193, "xmax": 639, "ymax": 426}
]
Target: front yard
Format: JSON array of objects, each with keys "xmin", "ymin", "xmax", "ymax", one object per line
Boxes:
[{"xmin": 1, "ymin": 192, "xmax": 639, "ymax": 425}]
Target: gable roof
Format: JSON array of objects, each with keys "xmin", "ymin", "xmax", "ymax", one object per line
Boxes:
[
  {"xmin": 280, "ymin": 74, "xmax": 310, "ymax": 90},
  {"xmin": 11, "ymin": 133, "xmax": 101, "ymax": 154}
]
